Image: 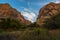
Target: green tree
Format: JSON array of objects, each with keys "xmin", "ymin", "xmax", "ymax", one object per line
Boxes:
[
  {"xmin": 0, "ymin": 17, "xmax": 24, "ymax": 30},
  {"xmin": 28, "ymin": 22, "xmax": 40, "ymax": 27},
  {"xmin": 44, "ymin": 12, "xmax": 60, "ymax": 29}
]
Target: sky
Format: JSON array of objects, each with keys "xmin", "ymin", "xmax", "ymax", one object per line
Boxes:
[{"xmin": 0, "ymin": 0, "xmax": 60, "ymax": 22}]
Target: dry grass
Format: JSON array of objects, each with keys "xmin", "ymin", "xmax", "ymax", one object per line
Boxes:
[{"xmin": 0, "ymin": 28, "xmax": 60, "ymax": 40}]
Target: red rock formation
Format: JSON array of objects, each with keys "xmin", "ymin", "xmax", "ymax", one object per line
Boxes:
[
  {"xmin": 37, "ymin": 2, "xmax": 60, "ymax": 26},
  {"xmin": 0, "ymin": 3, "xmax": 31, "ymax": 25}
]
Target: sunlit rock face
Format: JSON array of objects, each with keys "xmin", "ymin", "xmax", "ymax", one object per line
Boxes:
[
  {"xmin": 0, "ymin": 3, "xmax": 31, "ymax": 25},
  {"xmin": 37, "ymin": 2, "xmax": 60, "ymax": 26}
]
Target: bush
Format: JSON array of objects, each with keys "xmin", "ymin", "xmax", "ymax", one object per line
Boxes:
[
  {"xmin": 44, "ymin": 12, "xmax": 60, "ymax": 29},
  {"xmin": 0, "ymin": 17, "xmax": 24, "ymax": 30},
  {"xmin": 28, "ymin": 22, "xmax": 40, "ymax": 27}
]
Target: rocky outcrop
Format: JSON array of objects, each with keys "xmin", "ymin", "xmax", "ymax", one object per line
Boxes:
[
  {"xmin": 0, "ymin": 3, "xmax": 31, "ymax": 25},
  {"xmin": 37, "ymin": 2, "xmax": 60, "ymax": 26}
]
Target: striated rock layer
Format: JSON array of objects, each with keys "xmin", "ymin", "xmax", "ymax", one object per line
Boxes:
[
  {"xmin": 0, "ymin": 3, "xmax": 31, "ymax": 25},
  {"xmin": 37, "ymin": 2, "xmax": 60, "ymax": 26}
]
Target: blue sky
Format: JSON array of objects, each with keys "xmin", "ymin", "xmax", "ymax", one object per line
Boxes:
[{"xmin": 0, "ymin": 0, "xmax": 59, "ymax": 22}]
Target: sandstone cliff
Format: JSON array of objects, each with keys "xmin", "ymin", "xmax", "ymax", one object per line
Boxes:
[
  {"xmin": 0, "ymin": 3, "xmax": 31, "ymax": 25},
  {"xmin": 37, "ymin": 2, "xmax": 60, "ymax": 26}
]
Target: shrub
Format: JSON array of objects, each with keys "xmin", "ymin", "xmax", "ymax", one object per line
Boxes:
[
  {"xmin": 44, "ymin": 12, "xmax": 60, "ymax": 29},
  {"xmin": 0, "ymin": 17, "xmax": 24, "ymax": 30},
  {"xmin": 28, "ymin": 22, "xmax": 40, "ymax": 27}
]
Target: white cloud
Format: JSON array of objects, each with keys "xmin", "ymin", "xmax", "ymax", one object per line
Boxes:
[
  {"xmin": 21, "ymin": 8, "xmax": 36, "ymax": 23},
  {"xmin": 50, "ymin": 0, "xmax": 60, "ymax": 3},
  {"xmin": 55, "ymin": 1, "xmax": 60, "ymax": 3}
]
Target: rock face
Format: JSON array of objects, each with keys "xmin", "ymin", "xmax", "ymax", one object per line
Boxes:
[
  {"xmin": 37, "ymin": 2, "xmax": 60, "ymax": 26},
  {"xmin": 0, "ymin": 3, "xmax": 31, "ymax": 25}
]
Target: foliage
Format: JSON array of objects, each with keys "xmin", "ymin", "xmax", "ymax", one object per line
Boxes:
[
  {"xmin": 28, "ymin": 22, "xmax": 40, "ymax": 27},
  {"xmin": 0, "ymin": 27, "xmax": 60, "ymax": 40},
  {"xmin": 44, "ymin": 12, "xmax": 60, "ymax": 29},
  {"xmin": 0, "ymin": 17, "xmax": 24, "ymax": 30}
]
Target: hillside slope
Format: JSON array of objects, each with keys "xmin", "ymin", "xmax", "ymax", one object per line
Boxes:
[
  {"xmin": 0, "ymin": 3, "xmax": 31, "ymax": 25},
  {"xmin": 37, "ymin": 2, "xmax": 60, "ymax": 26}
]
